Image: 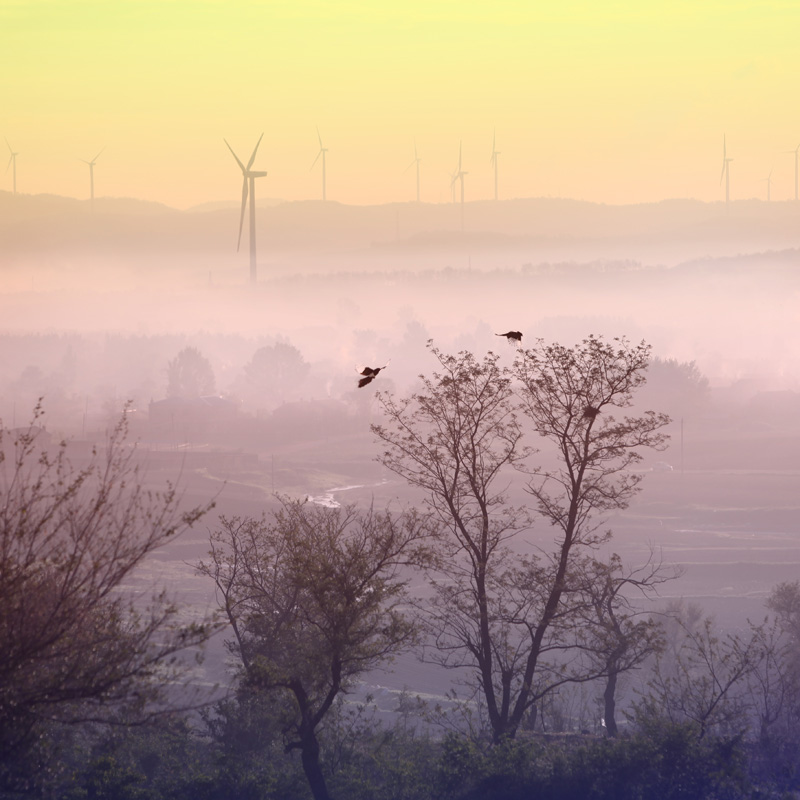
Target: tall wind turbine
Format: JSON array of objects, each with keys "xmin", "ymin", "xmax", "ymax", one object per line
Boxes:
[
  {"xmin": 80, "ymin": 147, "xmax": 104, "ymax": 210},
  {"xmin": 312, "ymin": 128, "xmax": 328, "ymax": 201},
  {"xmin": 450, "ymin": 141, "xmax": 468, "ymax": 230},
  {"xmin": 225, "ymin": 133, "xmax": 267, "ymax": 284},
  {"xmin": 490, "ymin": 130, "xmax": 500, "ymax": 201},
  {"xmin": 762, "ymin": 169, "xmax": 773, "ymax": 202},
  {"xmin": 786, "ymin": 144, "xmax": 799, "ymax": 201},
  {"xmin": 720, "ymin": 135, "xmax": 733, "ymax": 210},
  {"xmin": 5, "ymin": 138, "xmax": 18, "ymax": 195},
  {"xmin": 404, "ymin": 141, "xmax": 421, "ymax": 202}
]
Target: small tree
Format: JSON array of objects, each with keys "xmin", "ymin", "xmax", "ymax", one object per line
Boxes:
[
  {"xmin": 633, "ymin": 606, "xmax": 765, "ymax": 739},
  {"xmin": 198, "ymin": 500, "xmax": 433, "ymax": 800},
  {"xmin": 0, "ymin": 405, "xmax": 215, "ymax": 785},
  {"xmin": 570, "ymin": 553, "xmax": 674, "ymax": 736},
  {"xmin": 243, "ymin": 341, "xmax": 310, "ymax": 408},
  {"xmin": 166, "ymin": 346, "xmax": 215, "ymax": 398}
]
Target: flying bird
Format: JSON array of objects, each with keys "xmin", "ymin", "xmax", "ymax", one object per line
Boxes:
[
  {"xmin": 356, "ymin": 361, "xmax": 390, "ymax": 388},
  {"xmin": 496, "ymin": 331, "xmax": 523, "ymax": 344}
]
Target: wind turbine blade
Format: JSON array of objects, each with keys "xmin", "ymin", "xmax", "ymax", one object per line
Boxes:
[
  {"xmin": 317, "ymin": 127, "xmax": 324, "ymax": 149},
  {"xmin": 224, "ymin": 138, "xmax": 247, "ymax": 174},
  {"xmin": 311, "ymin": 149, "xmax": 322, "ymax": 169},
  {"xmin": 93, "ymin": 146, "xmax": 105, "ymax": 162},
  {"xmin": 404, "ymin": 159, "xmax": 416, "ymax": 173},
  {"xmin": 458, "ymin": 141, "xmax": 462, "ymax": 172},
  {"xmin": 246, "ymin": 133, "xmax": 264, "ymax": 170},
  {"xmin": 5, "ymin": 138, "xmax": 12, "ymax": 155},
  {"xmin": 236, "ymin": 178, "xmax": 248, "ymax": 252}
]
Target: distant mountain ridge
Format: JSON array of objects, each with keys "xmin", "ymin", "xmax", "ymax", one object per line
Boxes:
[{"xmin": 1, "ymin": 191, "xmax": 799, "ymax": 271}]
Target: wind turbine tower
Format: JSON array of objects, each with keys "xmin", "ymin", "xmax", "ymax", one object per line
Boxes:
[
  {"xmin": 763, "ymin": 169, "xmax": 773, "ymax": 202},
  {"xmin": 450, "ymin": 141, "xmax": 468, "ymax": 230},
  {"xmin": 720, "ymin": 135, "xmax": 733, "ymax": 210},
  {"xmin": 312, "ymin": 128, "xmax": 328, "ymax": 201},
  {"xmin": 225, "ymin": 133, "xmax": 267, "ymax": 284},
  {"xmin": 490, "ymin": 130, "xmax": 500, "ymax": 201},
  {"xmin": 405, "ymin": 142, "xmax": 421, "ymax": 202},
  {"xmin": 5, "ymin": 139, "xmax": 18, "ymax": 195},
  {"xmin": 81, "ymin": 147, "xmax": 104, "ymax": 210}
]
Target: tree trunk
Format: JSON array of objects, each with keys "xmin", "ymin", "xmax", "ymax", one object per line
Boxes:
[
  {"xmin": 603, "ymin": 670, "xmax": 618, "ymax": 737},
  {"xmin": 300, "ymin": 729, "xmax": 330, "ymax": 800}
]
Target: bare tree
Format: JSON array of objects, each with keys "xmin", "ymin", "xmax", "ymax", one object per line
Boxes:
[
  {"xmin": 0, "ymin": 405, "xmax": 215, "ymax": 773},
  {"xmin": 505, "ymin": 336, "xmax": 670, "ymax": 734},
  {"xmin": 198, "ymin": 500, "xmax": 433, "ymax": 800},
  {"xmin": 570, "ymin": 552, "xmax": 675, "ymax": 736},
  {"xmin": 374, "ymin": 338, "xmax": 670, "ymax": 742},
  {"xmin": 633, "ymin": 610, "xmax": 766, "ymax": 739},
  {"xmin": 372, "ymin": 344, "xmax": 534, "ymax": 742}
]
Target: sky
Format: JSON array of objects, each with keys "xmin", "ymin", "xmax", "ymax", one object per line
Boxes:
[{"xmin": 3, "ymin": 0, "xmax": 799, "ymax": 209}]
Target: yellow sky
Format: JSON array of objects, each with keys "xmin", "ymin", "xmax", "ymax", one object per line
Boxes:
[{"xmin": 3, "ymin": 0, "xmax": 799, "ymax": 209}]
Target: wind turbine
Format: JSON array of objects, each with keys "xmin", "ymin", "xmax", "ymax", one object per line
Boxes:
[
  {"xmin": 786, "ymin": 144, "xmax": 799, "ymax": 201},
  {"xmin": 5, "ymin": 138, "xmax": 18, "ymax": 195},
  {"xmin": 490, "ymin": 130, "xmax": 500, "ymax": 201},
  {"xmin": 762, "ymin": 169, "xmax": 773, "ymax": 202},
  {"xmin": 224, "ymin": 133, "xmax": 267, "ymax": 284},
  {"xmin": 404, "ymin": 141, "xmax": 421, "ymax": 202},
  {"xmin": 720, "ymin": 134, "xmax": 733, "ymax": 210},
  {"xmin": 450, "ymin": 141, "xmax": 467, "ymax": 230},
  {"xmin": 80, "ymin": 147, "xmax": 104, "ymax": 210},
  {"xmin": 311, "ymin": 128, "xmax": 328, "ymax": 201}
]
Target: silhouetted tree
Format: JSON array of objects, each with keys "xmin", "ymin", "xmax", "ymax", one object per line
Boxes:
[
  {"xmin": 636, "ymin": 356, "xmax": 709, "ymax": 418},
  {"xmin": 506, "ymin": 336, "xmax": 670, "ymax": 736},
  {"xmin": 374, "ymin": 337, "xmax": 670, "ymax": 742},
  {"xmin": 0, "ymin": 405, "xmax": 215, "ymax": 789},
  {"xmin": 198, "ymin": 500, "xmax": 434, "ymax": 800},
  {"xmin": 243, "ymin": 341, "xmax": 310, "ymax": 408},
  {"xmin": 571, "ymin": 553, "xmax": 675, "ymax": 736},
  {"xmin": 632, "ymin": 605, "xmax": 765, "ymax": 739},
  {"xmin": 373, "ymin": 344, "xmax": 534, "ymax": 743},
  {"xmin": 166, "ymin": 346, "xmax": 215, "ymax": 398}
]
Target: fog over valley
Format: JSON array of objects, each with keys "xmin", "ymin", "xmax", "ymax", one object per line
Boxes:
[{"xmin": 2, "ymin": 188, "xmax": 800, "ymax": 798}]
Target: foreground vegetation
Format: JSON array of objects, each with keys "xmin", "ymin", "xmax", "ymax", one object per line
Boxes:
[{"xmin": 6, "ymin": 703, "xmax": 799, "ymax": 800}]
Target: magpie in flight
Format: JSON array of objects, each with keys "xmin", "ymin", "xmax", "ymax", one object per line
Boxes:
[
  {"xmin": 356, "ymin": 361, "xmax": 390, "ymax": 388},
  {"xmin": 496, "ymin": 331, "xmax": 523, "ymax": 344}
]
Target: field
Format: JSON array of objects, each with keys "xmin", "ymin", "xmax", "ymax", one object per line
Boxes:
[{"xmin": 127, "ymin": 415, "xmax": 800, "ymax": 712}]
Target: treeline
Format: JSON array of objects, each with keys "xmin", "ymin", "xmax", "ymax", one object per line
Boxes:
[{"xmin": 1, "ymin": 338, "xmax": 797, "ymax": 799}]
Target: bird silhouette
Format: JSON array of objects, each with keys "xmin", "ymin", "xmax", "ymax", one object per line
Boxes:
[
  {"xmin": 496, "ymin": 331, "xmax": 522, "ymax": 344},
  {"xmin": 356, "ymin": 361, "xmax": 390, "ymax": 388}
]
